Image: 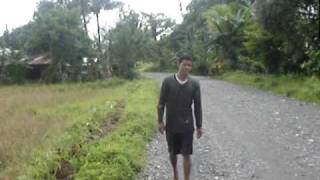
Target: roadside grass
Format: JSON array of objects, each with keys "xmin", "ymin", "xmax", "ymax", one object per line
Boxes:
[{"xmin": 213, "ymin": 71, "xmax": 320, "ymax": 104}]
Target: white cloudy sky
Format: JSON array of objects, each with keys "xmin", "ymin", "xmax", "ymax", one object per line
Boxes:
[{"xmin": 0, "ymin": 0, "xmax": 192, "ymax": 36}]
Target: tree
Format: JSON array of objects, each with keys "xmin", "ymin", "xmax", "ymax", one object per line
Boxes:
[
  {"xmin": 168, "ymin": 0, "xmax": 230, "ymax": 74},
  {"xmin": 105, "ymin": 10, "xmax": 150, "ymax": 79},
  {"xmin": 241, "ymin": 22, "xmax": 284, "ymax": 73},
  {"xmin": 203, "ymin": 2, "xmax": 250, "ymax": 69},
  {"xmin": 71, "ymin": 0, "xmax": 91, "ymax": 35},
  {"xmin": 253, "ymin": 0, "xmax": 319, "ymax": 73},
  {"xmin": 0, "ymin": 31, "xmax": 8, "ymax": 82},
  {"xmin": 0, "ymin": 25, "xmax": 28, "ymax": 83},
  {"xmin": 142, "ymin": 13, "xmax": 175, "ymax": 70},
  {"xmin": 90, "ymin": 0, "xmax": 122, "ymax": 53},
  {"xmin": 143, "ymin": 13, "xmax": 175, "ymax": 41},
  {"xmin": 1, "ymin": 23, "xmax": 33, "ymax": 52},
  {"xmin": 27, "ymin": 0, "xmax": 93, "ymax": 82}
]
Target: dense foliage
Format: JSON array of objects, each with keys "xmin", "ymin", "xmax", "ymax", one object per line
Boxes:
[{"xmin": 1, "ymin": 0, "xmax": 319, "ymax": 83}]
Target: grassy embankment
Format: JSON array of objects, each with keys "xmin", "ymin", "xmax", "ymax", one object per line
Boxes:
[
  {"xmin": 214, "ymin": 71, "xmax": 320, "ymax": 104},
  {"xmin": 0, "ymin": 78, "xmax": 158, "ymax": 179}
]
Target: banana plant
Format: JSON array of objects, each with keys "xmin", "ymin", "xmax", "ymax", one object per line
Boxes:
[{"xmin": 203, "ymin": 2, "xmax": 251, "ymax": 69}]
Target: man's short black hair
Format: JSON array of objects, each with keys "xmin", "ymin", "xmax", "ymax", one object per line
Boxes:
[{"xmin": 178, "ymin": 54, "xmax": 193, "ymax": 64}]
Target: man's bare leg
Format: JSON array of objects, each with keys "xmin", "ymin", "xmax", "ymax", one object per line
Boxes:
[
  {"xmin": 183, "ymin": 155, "xmax": 191, "ymax": 180},
  {"xmin": 170, "ymin": 153, "xmax": 178, "ymax": 180}
]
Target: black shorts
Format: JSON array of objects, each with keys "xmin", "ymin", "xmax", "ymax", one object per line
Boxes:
[{"xmin": 165, "ymin": 130, "xmax": 194, "ymax": 155}]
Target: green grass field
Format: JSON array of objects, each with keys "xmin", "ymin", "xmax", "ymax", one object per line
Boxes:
[
  {"xmin": 214, "ymin": 71, "xmax": 320, "ymax": 105},
  {"xmin": 0, "ymin": 78, "xmax": 158, "ymax": 179}
]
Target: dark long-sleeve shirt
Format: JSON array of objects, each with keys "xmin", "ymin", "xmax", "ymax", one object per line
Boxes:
[{"xmin": 158, "ymin": 74, "xmax": 202, "ymax": 133}]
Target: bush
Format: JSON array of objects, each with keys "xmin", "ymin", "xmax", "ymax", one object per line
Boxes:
[
  {"xmin": 209, "ymin": 61, "xmax": 224, "ymax": 76},
  {"xmin": 302, "ymin": 50, "xmax": 320, "ymax": 78}
]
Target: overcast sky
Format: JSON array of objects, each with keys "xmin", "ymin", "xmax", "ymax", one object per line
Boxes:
[{"xmin": 0, "ymin": 0, "xmax": 192, "ymax": 36}]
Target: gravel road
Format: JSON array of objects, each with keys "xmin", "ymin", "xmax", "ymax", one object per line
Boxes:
[{"xmin": 137, "ymin": 72, "xmax": 320, "ymax": 180}]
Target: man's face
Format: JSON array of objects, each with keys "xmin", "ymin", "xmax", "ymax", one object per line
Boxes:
[{"xmin": 178, "ymin": 59, "xmax": 192, "ymax": 75}]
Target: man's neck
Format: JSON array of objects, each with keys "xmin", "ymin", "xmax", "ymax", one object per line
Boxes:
[{"xmin": 176, "ymin": 71, "xmax": 188, "ymax": 81}]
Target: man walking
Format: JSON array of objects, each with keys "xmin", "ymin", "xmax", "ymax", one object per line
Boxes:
[{"xmin": 157, "ymin": 55, "xmax": 203, "ymax": 180}]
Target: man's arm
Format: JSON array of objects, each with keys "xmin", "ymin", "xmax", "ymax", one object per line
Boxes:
[
  {"xmin": 157, "ymin": 79, "xmax": 168, "ymax": 124},
  {"xmin": 194, "ymin": 81, "xmax": 202, "ymax": 129}
]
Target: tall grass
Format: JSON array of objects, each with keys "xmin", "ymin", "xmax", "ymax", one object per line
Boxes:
[
  {"xmin": 0, "ymin": 79, "xmax": 134, "ymax": 178},
  {"xmin": 16, "ymin": 79, "xmax": 158, "ymax": 179}
]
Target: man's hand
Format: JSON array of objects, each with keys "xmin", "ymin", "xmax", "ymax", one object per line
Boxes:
[
  {"xmin": 196, "ymin": 128, "xmax": 203, "ymax": 139},
  {"xmin": 158, "ymin": 122, "xmax": 165, "ymax": 134}
]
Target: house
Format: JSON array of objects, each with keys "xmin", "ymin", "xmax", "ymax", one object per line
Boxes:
[
  {"xmin": 0, "ymin": 51, "xmax": 52, "ymax": 80},
  {"xmin": 26, "ymin": 55, "xmax": 52, "ymax": 79}
]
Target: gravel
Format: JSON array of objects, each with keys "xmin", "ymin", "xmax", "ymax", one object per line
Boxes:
[{"xmin": 137, "ymin": 72, "xmax": 320, "ymax": 180}]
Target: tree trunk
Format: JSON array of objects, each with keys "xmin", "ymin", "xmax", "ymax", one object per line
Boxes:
[
  {"xmin": 82, "ymin": 15, "xmax": 88, "ymax": 35},
  {"xmin": 81, "ymin": 12, "xmax": 88, "ymax": 35},
  {"xmin": 96, "ymin": 13, "xmax": 102, "ymax": 53},
  {"xmin": 0, "ymin": 56, "xmax": 5, "ymax": 81},
  {"xmin": 80, "ymin": 0, "xmax": 88, "ymax": 35}
]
